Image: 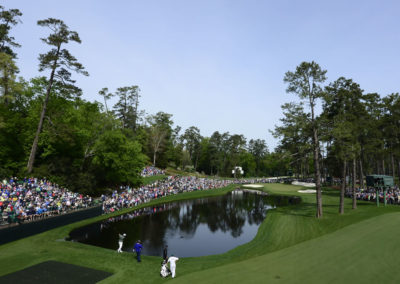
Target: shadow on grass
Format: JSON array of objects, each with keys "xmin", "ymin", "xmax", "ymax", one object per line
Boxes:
[{"xmin": 0, "ymin": 261, "xmax": 112, "ymax": 284}]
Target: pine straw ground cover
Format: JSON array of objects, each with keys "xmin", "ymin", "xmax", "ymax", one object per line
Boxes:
[{"xmin": 0, "ymin": 183, "xmax": 399, "ymax": 283}]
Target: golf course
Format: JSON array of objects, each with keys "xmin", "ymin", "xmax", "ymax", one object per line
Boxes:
[
  {"xmin": 1, "ymin": 182, "xmax": 399, "ymax": 283},
  {"xmin": 2, "ymin": 2, "xmax": 400, "ymax": 283}
]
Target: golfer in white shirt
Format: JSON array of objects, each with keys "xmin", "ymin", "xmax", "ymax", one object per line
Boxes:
[
  {"xmin": 117, "ymin": 233, "xmax": 126, "ymax": 253},
  {"xmin": 167, "ymin": 254, "xmax": 179, "ymax": 278}
]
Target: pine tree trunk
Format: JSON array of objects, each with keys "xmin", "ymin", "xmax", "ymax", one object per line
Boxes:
[
  {"xmin": 301, "ymin": 162, "xmax": 303, "ymax": 179},
  {"xmin": 3, "ymin": 74, "xmax": 9, "ymax": 106},
  {"xmin": 27, "ymin": 47, "xmax": 60, "ymax": 173},
  {"xmin": 352, "ymin": 158, "xmax": 357, "ymax": 209},
  {"xmin": 359, "ymin": 159, "xmax": 364, "ymax": 189},
  {"xmin": 321, "ymin": 149, "xmax": 326, "ymax": 184},
  {"xmin": 133, "ymin": 96, "xmax": 139, "ymax": 132},
  {"xmin": 104, "ymin": 97, "xmax": 108, "ymax": 112},
  {"xmin": 397, "ymin": 159, "xmax": 400, "ymax": 183},
  {"xmin": 398, "ymin": 160, "xmax": 400, "ymax": 186},
  {"xmin": 313, "ymin": 126, "xmax": 322, "ymax": 218},
  {"xmin": 382, "ymin": 158, "xmax": 385, "ymax": 175},
  {"xmin": 308, "ymin": 96, "xmax": 322, "ymax": 218},
  {"xmin": 377, "ymin": 160, "xmax": 380, "ymax": 175},
  {"xmin": 391, "ymin": 151, "xmax": 395, "ymax": 181},
  {"xmin": 339, "ymin": 159, "xmax": 346, "ymax": 214}
]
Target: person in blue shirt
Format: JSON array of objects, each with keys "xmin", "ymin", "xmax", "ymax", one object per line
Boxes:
[{"xmin": 134, "ymin": 240, "xmax": 143, "ymax": 262}]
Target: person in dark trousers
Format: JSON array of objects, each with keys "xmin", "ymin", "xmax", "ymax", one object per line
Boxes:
[
  {"xmin": 134, "ymin": 240, "xmax": 143, "ymax": 262},
  {"xmin": 163, "ymin": 245, "xmax": 168, "ymax": 261}
]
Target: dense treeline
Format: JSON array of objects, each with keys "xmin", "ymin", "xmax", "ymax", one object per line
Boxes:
[
  {"xmin": 0, "ymin": 6, "xmax": 285, "ymax": 195},
  {"xmin": 273, "ymin": 61, "xmax": 400, "ymax": 217},
  {"xmin": 2, "ymin": 5, "xmax": 398, "ymax": 210}
]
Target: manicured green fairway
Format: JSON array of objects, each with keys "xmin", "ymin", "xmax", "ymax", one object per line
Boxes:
[
  {"xmin": 1, "ymin": 183, "xmax": 399, "ymax": 283},
  {"xmin": 170, "ymin": 212, "xmax": 400, "ymax": 284}
]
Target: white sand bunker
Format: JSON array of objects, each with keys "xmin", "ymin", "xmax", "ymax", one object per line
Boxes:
[
  {"xmin": 243, "ymin": 184, "xmax": 263, "ymax": 188},
  {"xmin": 292, "ymin": 181, "xmax": 316, "ymax": 187},
  {"xmin": 298, "ymin": 189, "xmax": 317, "ymax": 193}
]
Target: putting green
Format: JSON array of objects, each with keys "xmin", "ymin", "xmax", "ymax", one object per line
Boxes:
[{"xmin": 169, "ymin": 212, "xmax": 400, "ymax": 283}]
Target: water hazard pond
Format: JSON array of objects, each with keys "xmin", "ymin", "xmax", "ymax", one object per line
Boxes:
[{"xmin": 69, "ymin": 191, "xmax": 300, "ymax": 257}]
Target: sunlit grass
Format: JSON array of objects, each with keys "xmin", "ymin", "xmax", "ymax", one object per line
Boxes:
[{"xmin": 1, "ymin": 183, "xmax": 399, "ymax": 283}]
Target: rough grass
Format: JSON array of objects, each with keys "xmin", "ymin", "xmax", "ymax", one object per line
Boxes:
[
  {"xmin": 164, "ymin": 168, "xmax": 208, "ymax": 178},
  {"xmin": 1, "ymin": 183, "xmax": 399, "ymax": 283},
  {"xmin": 142, "ymin": 175, "xmax": 167, "ymax": 185}
]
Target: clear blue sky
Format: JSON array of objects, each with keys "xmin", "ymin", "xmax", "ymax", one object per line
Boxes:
[{"xmin": 4, "ymin": 0, "xmax": 400, "ymax": 150}]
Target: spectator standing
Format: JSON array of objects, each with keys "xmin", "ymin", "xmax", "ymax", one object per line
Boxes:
[
  {"xmin": 163, "ymin": 245, "xmax": 168, "ymax": 261},
  {"xmin": 134, "ymin": 240, "xmax": 143, "ymax": 262}
]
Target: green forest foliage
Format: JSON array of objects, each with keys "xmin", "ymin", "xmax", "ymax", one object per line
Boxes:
[
  {"xmin": 1, "ymin": 5, "xmax": 399, "ymax": 197},
  {"xmin": 274, "ymin": 68, "xmax": 400, "ymax": 189},
  {"xmin": 0, "ymin": 6, "xmax": 281, "ymax": 195}
]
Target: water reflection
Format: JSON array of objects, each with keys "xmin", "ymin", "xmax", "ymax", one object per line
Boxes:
[{"xmin": 69, "ymin": 191, "xmax": 300, "ymax": 257}]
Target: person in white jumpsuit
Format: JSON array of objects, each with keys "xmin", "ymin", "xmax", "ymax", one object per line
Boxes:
[
  {"xmin": 117, "ymin": 233, "xmax": 126, "ymax": 253},
  {"xmin": 167, "ymin": 255, "xmax": 179, "ymax": 278}
]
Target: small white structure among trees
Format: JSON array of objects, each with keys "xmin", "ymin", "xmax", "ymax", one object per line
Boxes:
[{"xmin": 232, "ymin": 166, "xmax": 244, "ymax": 178}]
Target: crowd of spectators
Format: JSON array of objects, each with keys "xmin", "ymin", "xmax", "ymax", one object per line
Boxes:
[
  {"xmin": 0, "ymin": 168, "xmax": 325, "ymax": 226},
  {"xmin": 346, "ymin": 186, "xmax": 400, "ymax": 204},
  {"xmin": 0, "ymin": 177, "xmax": 94, "ymax": 225},
  {"xmin": 236, "ymin": 177, "xmax": 288, "ymax": 184},
  {"xmin": 102, "ymin": 176, "xmax": 300, "ymax": 213},
  {"xmin": 102, "ymin": 176, "xmax": 233, "ymax": 213},
  {"xmin": 141, "ymin": 166, "xmax": 165, "ymax": 177}
]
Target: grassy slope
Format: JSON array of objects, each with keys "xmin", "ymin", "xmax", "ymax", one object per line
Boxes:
[
  {"xmin": 168, "ymin": 184, "xmax": 400, "ymax": 283},
  {"xmin": 142, "ymin": 175, "xmax": 167, "ymax": 185},
  {"xmin": 0, "ymin": 183, "xmax": 399, "ymax": 283},
  {"xmin": 171, "ymin": 213, "xmax": 400, "ymax": 284}
]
